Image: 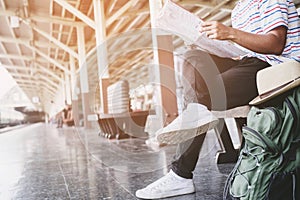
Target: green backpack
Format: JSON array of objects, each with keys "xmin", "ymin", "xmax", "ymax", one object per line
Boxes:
[{"xmin": 224, "ymin": 87, "xmax": 300, "ymax": 200}]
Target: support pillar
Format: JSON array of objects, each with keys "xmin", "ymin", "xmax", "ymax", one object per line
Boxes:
[
  {"xmin": 65, "ymin": 70, "xmax": 72, "ymax": 105},
  {"xmin": 93, "ymin": 0, "xmax": 109, "ymax": 114},
  {"xmin": 70, "ymin": 56, "xmax": 79, "ymax": 126},
  {"xmin": 149, "ymin": 0, "xmax": 178, "ymax": 126},
  {"xmin": 77, "ymin": 26, "xmax": 91, "ymax": 128},
  {"xmin": 156, "ymin": 35, "xmax": 178, "ymax": 124}
]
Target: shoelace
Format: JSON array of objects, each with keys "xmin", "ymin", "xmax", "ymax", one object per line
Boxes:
[
  {"xmin": 149, "ymin": 174, "xmax": 177, "ymax": 192},
  {"xmin": 223, "ymin": 144, "xmax": 265, "ymax": 199}
]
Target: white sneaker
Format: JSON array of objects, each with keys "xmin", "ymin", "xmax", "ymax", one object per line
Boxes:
[
  {"xmin": 135, "ymin": 170, "xmax": 195, "ymax": 199},
  {"xmin": 156, "ymin": 103, "xmax": 219, "ymax": 144}
]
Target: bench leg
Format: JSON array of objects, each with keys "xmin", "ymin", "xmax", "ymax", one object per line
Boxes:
[{"xmin": 214, "ymin": 118, "xmax": 239, "ymax": 164}]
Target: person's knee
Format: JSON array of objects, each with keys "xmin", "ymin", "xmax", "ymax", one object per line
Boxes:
[
  {"xmin": 181, "ymin": 50, "xmax": 216, "ymax": 77},
  {"xmin": 179, "ymin": 50, "xmax": 213, "ymax": 105},
  {"xmin": 182, "ymin": 49, "xmax": 208, "ymax": 59}
]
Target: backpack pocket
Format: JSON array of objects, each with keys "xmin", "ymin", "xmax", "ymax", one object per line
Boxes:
[
  {"xmin": 243, "ymin": 126, "xmax": 280, "ymax": 155},
  {"xmin": 243, "ymin": 106, "xmax": 283, "ymax": 154},
  {"xmin": 228, "ymin": 131, "xmax": 281, "ymax": 200},
  {"xmin": 224, "ymin": 88, "xmax": 300, "ymax": 200},
  {"xmin": 268, "ymin": 167, "xmax": 300, "ymax": 200},
  {"xmin": 225, "ymin": 106, "xmax": 283, "ymax": 200},
  {"xmin": 247, "ymin": 106, "xmax": 283, "ymax": 142}
]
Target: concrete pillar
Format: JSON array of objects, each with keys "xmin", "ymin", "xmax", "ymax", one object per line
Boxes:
[
  {"xmin": 93, "ymin": 0, "xmax": 109, "ymax": 114},
  {"xmin": 70, "ymin": 56, "xmax": 80, "ymax": 126},
  {"xmin": 149, "ymin": 0, "xmax": 178, "ymax": 125},
  {"xmin": 77, "ymin": 26, "xmax": 91, "ymax": 128},
  {"xmin": 64, "ymin": 70, "xmax": 72, "ymax": 105}
]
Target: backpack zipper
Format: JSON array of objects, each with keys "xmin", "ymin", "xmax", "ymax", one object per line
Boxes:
[
  {"xmin": 265, "ymin": 107, "xmax": 283, "ymax": 134},
  {"xmin": 285, "ymin": 97, "xmax": 297, "ymax": 122},
  {"xmin": 265, "ymin": 107, "xmax": 281, "ymax": 125},
  {"xmin": 243, "ymin": 126, "xmax": 280, "ymax": 155}
]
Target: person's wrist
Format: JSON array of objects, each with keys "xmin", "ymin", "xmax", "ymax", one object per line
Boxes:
[{"xmin": 228, "ymin": 28, "xmax": 237, "ymax": 41}]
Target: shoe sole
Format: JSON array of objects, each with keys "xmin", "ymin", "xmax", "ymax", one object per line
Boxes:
[
  {"xmin": 156, "ymin": 119, "xmax": 219, "ymax": 144},
  {"xmin": 136, "ymin": 187, "xmax": 195, "ymax": 199}
]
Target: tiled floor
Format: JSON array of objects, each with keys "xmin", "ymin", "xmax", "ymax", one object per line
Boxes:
[{"xmin": 0, "ymin": 123, "xmax": 234, "ymax": 200}]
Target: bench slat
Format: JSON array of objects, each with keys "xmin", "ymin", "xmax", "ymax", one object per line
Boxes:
[{"xmin": 212, "ymin": 105, "xmax": 250, "ymax": 118}]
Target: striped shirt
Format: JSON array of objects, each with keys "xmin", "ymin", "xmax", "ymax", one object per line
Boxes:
[{"xmin": 231, "ymin": 0, "xmax": 300, "ymax": 65}]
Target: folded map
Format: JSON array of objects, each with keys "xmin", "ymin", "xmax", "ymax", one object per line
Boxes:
[{"xmin": 156, "ymin": 0, "xmax": 247, "ymax": 58}]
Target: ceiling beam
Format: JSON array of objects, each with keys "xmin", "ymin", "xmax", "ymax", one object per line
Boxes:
[
  {"xmin": 25, "ymin": 45, "xmax": 70, "ymax": 74},
  {"xmin": 53, "ymin": 0, "xmax": 96, "ymax": 29},
  {"xmin": 0, "ymin": 42, "xmax": 15, "ymax": 66},
  {"xmin": 106, "ymin": 0, "xmax": 117, "ymax": 14},
  {"xmin": 22, "ymin": 20, "xmax": 79, "ymax": 59},
  {"xmin": 2, "ymin": 64, "xmax": 30, "ymax": 71},
  {"xmin": 17, "ymin": 79, "xmax": 57, "ymax": 95},
  {"xmin": 123, "ymin": 15, "xmax": 143, "ymax": 31},
  {"xmin": 9, "ymin": 73, "xmax": 59, "ymax": 90},
  {"xmin": 0, "ymin": 9, "xmax": 86, "ymax": 26},
  {"xmin": 58, "ymin": 0, "xmax": 81, "ymax": 63},
  {"xmin": 6, "ymin": 66, "xmax": 61, "ymax": 87},
  {"xmin": 39, "ymin": 75, "xmax": 60, "ymax": 90},
  {"xmin": 0, "ymin": 0, "xmax": 28, "ymax": 70},
  {"xmin": 0, "ymin": 54, "xmax": 32, "ymax": 61},
  {"xmin": 36, "ymin": 63, "xmax": 63, "ymax": 82},
  {"xmin": 38, "ymin": 84, "xmax": 56, "ymax": 97},
  {"xmin": 106, "ymin": 0, "xmax": 139, "ymax": 26},
  {"xmin": 0, "ymin": 36, "xmax": 29, "ymax": 45},
  {"xmin": 180, "ymin": 0, "xmax": 234, "ymax": 12},
  {"xmin": 0, "ymin": 9, "xmax": 14, "ymax": 16},
  {"xmin": 31, "ymin": 15, "xmax": 85, "ymax": 27},
  {"xmin": 0, "ymin": 35, "xmax": 59, "ymax": 49}
]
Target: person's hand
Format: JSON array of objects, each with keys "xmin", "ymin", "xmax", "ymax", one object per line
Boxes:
[
  {"xmin": 200, "ymin": 21, "xmax": 234, "ymax": 40},
  {"xmin": 200, "ymin": 20, "xmax": 286, "ymax": 55}
]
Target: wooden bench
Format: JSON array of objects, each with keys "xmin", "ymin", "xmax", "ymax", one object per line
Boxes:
[
  {"xmin": 212, "ymin": 105, "xmax": 250, "ymax": 164},
  {"xmin": 97, "ymin": 80, "xmax": 152, "ymax": 139},
  {"xmin": 98, "ymin": 110, "xmax": 150, "ymax": 139}
]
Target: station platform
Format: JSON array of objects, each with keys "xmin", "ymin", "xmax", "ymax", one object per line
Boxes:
[{"xmin": 0, "ymin": 123, "xmax": 234, "ymax": 200}]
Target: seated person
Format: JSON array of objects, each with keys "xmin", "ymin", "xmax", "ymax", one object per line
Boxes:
[
  {"xmin": 63, "ymin": 104, "xmax": 74, "ymax": 126},
  {"xmin": 57, "ymin": 104, "xmax": 74, "ymax": 128},
  {"xmin": 135, "ymin": 0, "xmax": 300, "ymax": 199},
  {"xmin": 56, "ymin": 113, "xmax": 63, "ymax": 128}
]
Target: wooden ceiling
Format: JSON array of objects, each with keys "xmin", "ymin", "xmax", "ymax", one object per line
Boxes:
[{"xmin": 0, "ymin": 0, "xmax": 299, "ymax": 114}]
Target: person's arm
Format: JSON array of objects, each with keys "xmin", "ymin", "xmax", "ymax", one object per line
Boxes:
[
  {"xmin": 67, "ymin": 109, "xmax": 73, "ymax": 121},
  {"xmin": 61, "ymin": 110, "xmax": 65, "ymax": 120},
  {"xmin": 62, "ymin": 109, "xmax": 68, "ymax": 122},
  {"xmin": 200, "ymin": 21, "xmax": 287, "ymax": 55}
]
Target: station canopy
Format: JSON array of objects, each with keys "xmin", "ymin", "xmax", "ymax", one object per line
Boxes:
[{"xmin": 0, "ymin": 0, "xmax": 299, "ymax": 114}]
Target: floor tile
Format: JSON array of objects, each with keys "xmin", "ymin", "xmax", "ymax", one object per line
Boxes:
[{"xmin": 0, "ymin": 123, "xmax": 235, "ymax": 200}]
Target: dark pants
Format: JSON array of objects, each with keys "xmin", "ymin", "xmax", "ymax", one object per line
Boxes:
[{"xmin": 171, "ymin": 49, "xmax": 270, "ymax": 179}]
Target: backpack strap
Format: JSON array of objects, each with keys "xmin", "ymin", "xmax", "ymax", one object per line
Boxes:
[
  {"xmin": 284, "ymin": 139, "xmax": 300, "ymax": 162},
  {"xmin": 223, "ymin": 152, "xmax": 244, "ymax": 200},
  {"xmin": 285, "ymin": 98, "xmax": 298, "ymax": 127},
  {"xmin": 282, "ymin": 97, "xmax": 300, "ymax": 163}
]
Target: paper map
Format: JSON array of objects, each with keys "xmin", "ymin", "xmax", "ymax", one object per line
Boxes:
[{"xmin": 156, "ymin": 0, "xmax": 247, "ymax": 58}]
